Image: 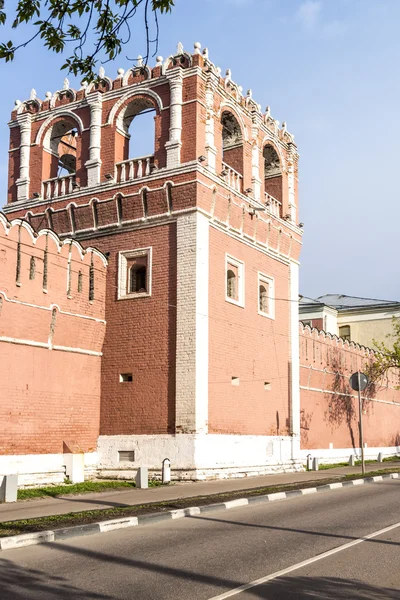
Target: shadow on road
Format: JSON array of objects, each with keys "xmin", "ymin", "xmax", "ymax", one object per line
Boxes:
[
  {"xmin": 244, "ymin": 576, "xmax": 400, "ymax": 599},
  {"xmin": 1, "ymin": 541, "xmax": 398, "ymax": 600},
  {"xmin": 189, "ymin": 514, "xmax": 400, "ymax": 548},
  {"xmin": 0, "ymin": 558, "xmax": 114, "ymax": 600}
]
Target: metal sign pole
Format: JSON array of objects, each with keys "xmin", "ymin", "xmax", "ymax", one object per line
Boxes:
[{"xmin": 358, "ymin": 370, "xmax": 365, "ymax": 476}]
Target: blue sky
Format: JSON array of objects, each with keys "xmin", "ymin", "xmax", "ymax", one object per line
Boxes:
[{"xmin": 0, "ymin": 0, "xmax": 399, "ymax": 300}]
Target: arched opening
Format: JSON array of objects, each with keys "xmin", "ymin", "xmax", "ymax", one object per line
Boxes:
[
  {"xmin": 263, "ymin": 144, "xmax": 282, "ymax": 216},
  {"xmin": 259, "ymin": 284, "xmax": 268, "ymax": 314},
  {"xmin": 115, "ymin": 98, "xmax": 156, "ymax": 181},
  {"xmin": 221, "ymin": 111, "xmax": 244, "ymax": 189},
  {"xmin": 42, "ymin": 119, "xmax": 79, "ymax": 198},
  {"xmin": 227, "ymin": 269, "xmax": 237, "ymax": 301}
]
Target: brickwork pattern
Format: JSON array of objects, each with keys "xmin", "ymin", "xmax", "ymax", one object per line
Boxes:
[
  {"xmin": 0, "ymin": 213, "xmax": 107, "ymax": 455},
  {"xmin": 300, "ymin": 325, "xmax": 400, "ymax": 450}
]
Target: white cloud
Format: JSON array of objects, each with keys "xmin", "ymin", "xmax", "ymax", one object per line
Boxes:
[{"xmin": 297, "ymin": 0, "xmax": 321, "ymax": 31}]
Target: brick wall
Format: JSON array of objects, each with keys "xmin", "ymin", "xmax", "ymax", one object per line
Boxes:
[
  {"xmin": 0, "ymin": 213, "xmax": 106, "ymax": 456},
  {"xmin": 300, "ymin": 325, "xmax": 400, "ymax": 450},
  {"xmin": 208, "ymin": 226, "xmax": 291, "ymax": 435},
  {"xmin": 86, "ymin": 223, "xmax": 177, "ymax": 436}
]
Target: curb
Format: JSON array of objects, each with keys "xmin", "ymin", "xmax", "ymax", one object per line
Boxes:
[{"xmin": 1, "ymin": 472, "xmax": 399, "ymax": 552}]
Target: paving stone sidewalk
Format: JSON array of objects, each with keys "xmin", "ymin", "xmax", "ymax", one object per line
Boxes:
[{"xmin": 0, "ymin": 462, "xmax": 398, "ymax": 523}]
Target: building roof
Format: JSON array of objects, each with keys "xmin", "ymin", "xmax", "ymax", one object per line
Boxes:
[{"xmin": 299, "ymin": 293, "xmax": 400, "ymax": 314}]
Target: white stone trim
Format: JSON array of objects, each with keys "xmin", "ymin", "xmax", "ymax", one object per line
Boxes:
[
  {"xmin": 175, "ymin": 212, "xmax": 209, "ymax": 434},
  {"xmin": 97, "ymin": 434, "xmax": 302, "ymax": 478},
  {"xmin": 289, "ymin": 262, "xmax": 301, "ymax": 449},
  {"xmin": 299, "ymin": 446, "xmax": 400, "ymax": 464},
  {"xmin": 16, "ymin": 114, "xmax": 32, "ymax": 201},
  {"xmin": 34, "ymin": 111, "xmax": 85, "ymax": 146},
  {"xmin": 0, "ymin": 291, "xmax": 106, "ymax": 323},
  {"xmin": 225, "ymin": 254, "xmax": 245, "ymax": 308},
  {"xmin": 257, "ymin": 272, "xmax": 275, "ymax": 319},
  {"xmin": 117, "ymin": 246, "xmax": 152, "ymax": 300},
  {"xmin": 106, "ymin": 88, "xmax": 163, "ymax": 126},
  {"xmin": 0, "ymin": 335, "xmax": 102, "ymax": 356},
  {"xmin": 85, "ymin": 93, "xmax": 103, "ymax": 187},
  {"xmin": 0, "ymin": 452, "xmax": 97, "ymax": 487},
  {"xmin": 195, "ymin": 213, "xmax": 209, "ymax": 433}
]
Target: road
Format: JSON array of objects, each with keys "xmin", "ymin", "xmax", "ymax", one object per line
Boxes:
[{"xmin": 0, "ymin": 480, "xmax": 399, "ymax": 599}]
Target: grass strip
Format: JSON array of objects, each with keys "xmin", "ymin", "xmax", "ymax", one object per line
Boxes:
[
  {"xmin": 312, "ymin": 456, "xmax": 400, "ymax": 471},
  {"xmin": 18, "ymin": 479, "xmax": 164, "ymax": 501},
  {"xmin": 2, "ymin": 467, "xmax": 399, "ymax": 539}
]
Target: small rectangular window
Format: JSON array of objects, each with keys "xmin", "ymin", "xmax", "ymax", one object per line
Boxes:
[
  {"xmin": 118, "ymin": 450, "xmax": 135, "ymax": 462},
  {"xmin": 258, "ymin": 273, "xmax": 275, "ymax": 319},
  {"xmin": 120, "ymin": 373, "xmax": 133, "ymax": 382},
  {"xmin": 231, "ymin": 376, "xmax": 240, "ymax": 386},
  {"xmin": 225, "ymin": 255, "xmax": 244, "ymax": 307},
  {"xmin": 118, "ymin": 248, "xmax": 152, "ymax": 300},
  {"xmin": 339, "ymin": 325, "xmax": 351, "ymax": 341}
]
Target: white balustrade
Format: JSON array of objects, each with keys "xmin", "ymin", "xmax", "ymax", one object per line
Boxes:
[
  {"xmin": 221, "ymin": 162, "xmax": 243, "ymax": 193},
  {"xmin": 116, "ymin": 155, "xmax": 154, "ymax": 183},
  {"xmin": 265, "ymin": 192, "xmax": 282, "ymax": 218},
  {"xmin": 42, "ymin": 174, "xmax": 76, "ymax": 200}
]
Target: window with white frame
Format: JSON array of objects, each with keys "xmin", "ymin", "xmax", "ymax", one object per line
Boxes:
[
  {"xmin": 225, "ymin": 255, "xmax": 244, "ymax": 307},
  {"xmin": 118, "ymin": 247, "xmax": 152, "ymax": 299},
  {"xmin": 258, "ymin": 273, "xmax": 274, "ymax": 318}
]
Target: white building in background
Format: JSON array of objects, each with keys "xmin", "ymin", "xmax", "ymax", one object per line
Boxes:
[{"xmin": 300, "ymin": 294, "xmax": 400, "ymax": 348}]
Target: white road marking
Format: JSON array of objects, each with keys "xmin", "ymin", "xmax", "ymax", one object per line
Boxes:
[{"xmin": 207, "ymin": 520, "xmax": 400, "ymax": 599}]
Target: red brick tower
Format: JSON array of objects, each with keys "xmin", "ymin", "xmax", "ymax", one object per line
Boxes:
[{"xmin": 4, "ymin": 43, "xmax": 303, "ymax": 478}]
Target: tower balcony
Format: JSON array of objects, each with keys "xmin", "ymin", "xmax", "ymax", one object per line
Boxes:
[
  {"xmin": 115, "ymin": 155, "xmax": 155, "ymax": 184},
  {"xmin": 265, "ymin": 192, "xmax": 282, "ymax": 218},
  {"xmin": 42, "ymin": 174, "xmax": 77, "ymax": 200},
  {"xmin": 221, "ymin": 162, "xmax": 243, "ymax": 194}
]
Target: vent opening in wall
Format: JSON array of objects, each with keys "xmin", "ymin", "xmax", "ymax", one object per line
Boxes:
[
  {"xmin": 120, "ymin": 373, "xmax": 133, "ymax": 383},
  {"xmin": 264, "ymin": 382, "xmax": 272, "ymax": 391},
  {"xmin": 231, "ymin": 377, "xmax": 240, "ymax": 386},
  {"xmin": 118, "ymin": 450, "xmax": 135, "ymax": 462}
]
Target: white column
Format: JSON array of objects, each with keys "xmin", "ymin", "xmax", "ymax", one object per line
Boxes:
[
  {"xmin": 85, "ymin": 92, "xmax": 103, "ymax": 186},
  {"xmin": 16, "ymin": 114, "xmax": 32, "ymax": 201},
  {"xmin": 289, "ymin": 261, "xmax": 300, "ymax": 459},
  {"xmin": 287, "ymin": 151, "xmax": 297, "ymax": 222},
  {"xmin": 204, "ymin": 73, "xmax": 218, "ymax": 172},
  {"xmin": 165, "ymin": 71, "xmax": 183, "ymax": 168},
  {"xmin": 251, "ymin": 142, "xmax": 261, "ymax": 201},
  {"xmin": 175, "ymin": 211, "xmax": 209, "ymax": 434}
]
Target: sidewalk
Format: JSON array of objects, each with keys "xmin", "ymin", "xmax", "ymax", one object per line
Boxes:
[{"xmin": 1, "ymin": 462, "xmax": 398, "ymax": 523}]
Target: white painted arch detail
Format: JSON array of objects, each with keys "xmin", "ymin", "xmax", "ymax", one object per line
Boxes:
[
  {"xmin": 106, "ymin": 88, "xmax": 164, "ymax": 127},
  {"xmin": 218, "ymin": 101, "xmax": 249, "ymax": 142},
  {"xmin": 34, "ymin": 111, "xmax": 85, "ymax": 146}
]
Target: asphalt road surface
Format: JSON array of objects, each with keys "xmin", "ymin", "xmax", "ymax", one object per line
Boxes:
[{"xmin": 1, "ymin": 480, "xmax": 399, "ymax": 599}]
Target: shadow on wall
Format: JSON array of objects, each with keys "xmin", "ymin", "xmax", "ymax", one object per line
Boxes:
[{"xmin": 323, "ymin": 348, "xmax": 377, "ymax": 450}]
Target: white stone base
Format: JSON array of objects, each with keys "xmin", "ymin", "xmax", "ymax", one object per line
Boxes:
[
  {"xmin": 97, "ymin": 434, "xmax": 304, "ymax": 481},
  {"xmin": 299, "ymin": 446, "xmax": 400, "ymax": 466},
  {"xmin": 0, "ymin": 453, "xmax": 98, "ymax": 488}
]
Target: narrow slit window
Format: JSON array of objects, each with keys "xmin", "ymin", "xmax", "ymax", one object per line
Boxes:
[
  {"xmin": 89, "ymin": 260, "xmax": 95, "ymax": 301},
  {"xmin": 227, "ymin": 269, "xmax": 237, "ymax": 300},
  {"xmin": 29, "ymin": 256, "xmax": 36, "ymax": 280},
  {"xmin": 259, "ymin": 283, "xmax": 268, "ymax": 314},
  {"xmin": 77, "ymin": 270, "xmax": 83, "ymax": 293}
]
